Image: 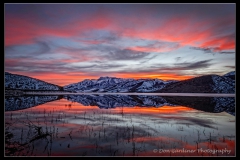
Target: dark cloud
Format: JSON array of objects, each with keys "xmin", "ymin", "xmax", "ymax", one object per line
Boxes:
[
  {"xmin": 225, "ymin": 66, "xmax": 235, "ymax": 69},
  {"xmin": 98, "ymin": 63, "xmax": 125, "ymax": 69},
  {"xmin": 175, "ymin": 60, "xmax": 213, "ymax": 70},
  {"xmin": 190, "ymin": 47, "xmax": 235, "ymax": 54},
  {"xmin": 74, "ymin": 63, "xmax": 125, "ymax": 71},
  {"xmin": 5, "ymin": 45, "xmax": 16, "ymax": 52},
  {"xmin": 55, "ymin": 46, "xmax": 80, "ymax": 52},
  {"xmin": 5, "ymin": 61, "xmax": 68, "ymax": 73},
  {"xmin": 190, "ymin": 47, "xmax": 213, "ymax": 53},
  {"xmin": 98, "ymin": 32, "xmax": 120, "ymax": 42},
  {"xmin": 5, "ymin": 45, "xmax": 27, "ymax": 58},
  {"xmin": 6, "ymin": 56, "xmax": 82, "ymax": 74},
  {"xmin": 6, "ymin": 4, "xmax": 235, "ymax": 19},
  {"xmin": 5, "ymin": 57, "xmax": 126, "ymax": 75},
  {"xmin": 140, "ymin": 55, "xmax": 158, "ymax": 64},
  {"xmin": 32, "ymin": 41, "xmax": 51, "ymax": 55},
  {"xmin": 146, "ymin": 60, "xmax": 213, "ymax": 72},
  {"xmin": 103, "ymin": 34, "xmax": 119, "ymax": 42},
  {"xmin": 101, "ymin": 59, "xmax": 214, "ymax": 75},
  {"xmin": 108, "ymin": 49, "xmax": 149, "ymax": 60},
  {"xmin": 219, "ymin": 51, "xmax": 235, "ymax": 54},
  {"xmin": 5, "ymin": 40, "xmax": 51, "ymax": 59},
  {"xmin": 78, "ymin": 31, "xmax": 120, "ymax": 45}
]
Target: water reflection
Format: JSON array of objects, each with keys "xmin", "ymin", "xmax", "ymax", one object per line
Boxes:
[
  {"xmin": 5, "ymin": 95, "xmax": 235, "ymax": 115},
  {"xmin": 5, "ymin": 95, "xmax": 62, "ymax": 111},
  {"xmin": 5, "ymin": 95, "xmax": 235, "ymax": 156}
]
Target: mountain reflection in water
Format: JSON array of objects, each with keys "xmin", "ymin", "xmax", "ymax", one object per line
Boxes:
[
  {"xmin": 5, "ymin": 95, "xmax": 235, "ymax": 156},
  {"xmin": 5, "ymin": 95, "xmax": 235, "ymax": 115}
]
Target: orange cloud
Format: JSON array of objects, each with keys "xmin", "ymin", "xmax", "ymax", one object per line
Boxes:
[{"xmin": 200, "ymin": 36, "xmax": 235, "ymax": 52}]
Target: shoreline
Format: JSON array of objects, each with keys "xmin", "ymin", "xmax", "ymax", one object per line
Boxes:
[{"xmin": 23, "ymin": 92, "xmax": 236, "ymax": 97}]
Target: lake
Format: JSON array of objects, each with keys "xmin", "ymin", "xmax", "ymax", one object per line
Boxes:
[{"xmin": 5, "ymin": 94, "xmax": 235, "ymax": 156}]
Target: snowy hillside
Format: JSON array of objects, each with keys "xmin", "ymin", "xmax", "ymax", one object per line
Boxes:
[
  {"xmin": 5, "ymin": 72, "xmax": 63, "ymax": 90},
  {"xmin": 64, "ymin": 77, "xmax": 176, "ymax": 93},
  {"xmin": 159, "ymin": 71, "xmax": 235, "ymax": 93},
  {"xmin": 5, "ymin": 95, "xmax": 61, "ymax": 111},
  {"xmin": 211, "ymin": 75, "xmax": 235, "ymax": 93}
]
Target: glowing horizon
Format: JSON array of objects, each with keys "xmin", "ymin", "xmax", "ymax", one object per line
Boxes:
[{"xmin": 6, "ymin": 70, "xmax": 196, "ymax": 86}]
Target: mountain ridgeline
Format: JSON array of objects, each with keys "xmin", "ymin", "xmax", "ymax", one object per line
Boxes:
[
  {"xmin": 64, "ymin": 77, "xmax": 177, "ymax": 93},
  {"xmin": 5, "ymin": 71, "xmax": 235, "ymax": 93},
  {"xmin": 64, "ymin": 71, "xmax": 235, "ymax": 93}
]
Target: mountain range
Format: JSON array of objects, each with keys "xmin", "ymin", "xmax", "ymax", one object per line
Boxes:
[
  {"xmin": 63, "ymin": 77, "xmax": 177, "ymax": 93},
  {"xmin": 5, "ymin": 71, "xmax": 235, "ymax": 93},
  {"xmin": 63, "ymin": 71, "xmax": 235, "ymax": 93}
]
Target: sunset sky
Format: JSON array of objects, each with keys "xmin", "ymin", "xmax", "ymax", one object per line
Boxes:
[{"xmin": 5, "ymin": 3, "xmax": 235, "ymax": 86}]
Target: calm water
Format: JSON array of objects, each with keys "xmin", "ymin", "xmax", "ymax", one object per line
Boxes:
[{"xmin": 5, "ymin": 95, "xmax": 235, "ymax": 156}]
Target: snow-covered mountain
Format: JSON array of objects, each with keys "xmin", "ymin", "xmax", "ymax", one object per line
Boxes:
[
  {"xmin": 212, "ymin": 75, "xmax": 235, "ymax": 93},
  {"xmin": 5, "ymin": 72, "xmax": 63, "ymax": 91},
  {"xmin": 64, "ymin": 71, "xmax": 235, "ymax": 93},
  {"xmin": 5, "ymin": 95, "xmax": 62, "ymax": 111},
  {"xmin": 64, "ymin": 77, "xmax": 176, "ymax": 93},
  {"xmin": 5, "ymin": 71, "xmax": 235, "ymax": 93},
  {"xmin": 64, "ymin": 95, "xmax": 235, "ymax": 115},
  {"xmin": 159, "ymin": 71, "xmax": 235, "ymax": 93}
]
